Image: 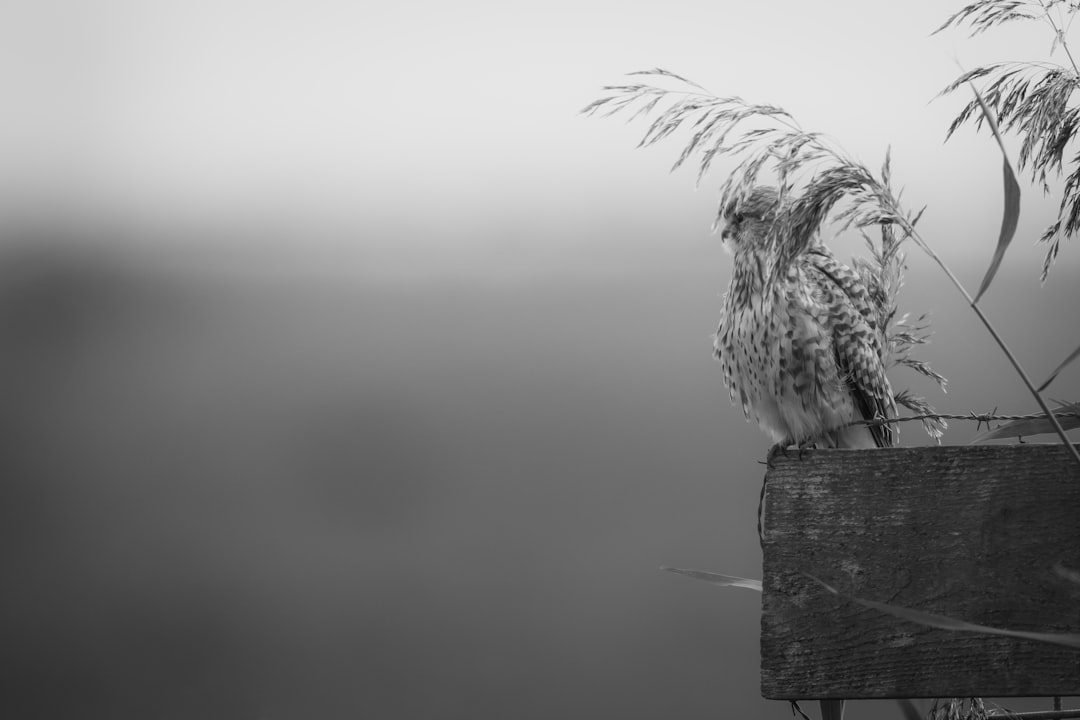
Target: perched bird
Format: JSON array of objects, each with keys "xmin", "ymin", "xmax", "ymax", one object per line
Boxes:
[{"xmin": 713, "ymin": 186, "xmax": 897, "ymax": 451}]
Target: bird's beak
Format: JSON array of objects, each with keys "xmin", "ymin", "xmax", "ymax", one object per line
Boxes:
[{"xmin": 719, "ymin": 228, "xmax": 735, "ymax": 256}]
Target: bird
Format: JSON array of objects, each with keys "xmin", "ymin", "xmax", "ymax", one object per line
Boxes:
[
  {"xmin": 713, "ymin": 185, "xmax": 897, "ymax": 452},
  {"xmin": 714, "ymin": 186, "xmax": 896, "ymax": 720}
]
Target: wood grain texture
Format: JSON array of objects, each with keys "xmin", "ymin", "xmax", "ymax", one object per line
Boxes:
[{"xmin": 761, "ymin": 445, "xmax": 1080, "ymax": 699}]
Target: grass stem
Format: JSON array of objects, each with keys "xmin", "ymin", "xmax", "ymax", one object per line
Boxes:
[{"xmin": 900, "ymin": 216, "xmax": 1080, "ymax": 468}]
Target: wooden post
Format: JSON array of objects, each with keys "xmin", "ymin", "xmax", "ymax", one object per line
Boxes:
[{"xmin": 761, "ymin": 444, "xmax": 1080, "ymax": 700}]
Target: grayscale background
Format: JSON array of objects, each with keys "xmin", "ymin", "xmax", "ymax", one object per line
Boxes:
[{"xmin": 1, "ymin": 1, "xmax": 1077, "ymax": 718}]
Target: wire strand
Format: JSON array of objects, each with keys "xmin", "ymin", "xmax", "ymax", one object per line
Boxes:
[{"xmin": 846, "ymin": 411, "xmax": 1080, "ymax": 430}]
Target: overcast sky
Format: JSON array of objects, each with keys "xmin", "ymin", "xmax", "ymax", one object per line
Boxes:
[{"xmin": 2, "ymin": 0, "xmax": 1078, "ymax": 283}]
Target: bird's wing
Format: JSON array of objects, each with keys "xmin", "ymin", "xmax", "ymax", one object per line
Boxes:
[{"xmin": 804, "ymin": 247, "xmax": 896, "ymax": 447}]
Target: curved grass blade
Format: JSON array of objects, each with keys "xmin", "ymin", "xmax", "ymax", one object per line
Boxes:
[
  {"xmin": 969, "ymin": 400, "xmax": 1080, "ymax": 442},
  {"xmin": 789, "ymin": 701, "xmax": 813, "ymax": 720},
  {"xmin": 1038, "ymin": 341, "xmax": 1080, "ymax": 392},
  {"xmin": 806, "ymin": 574, "xmax": 1080, "ymax": 649},
  {"xmin": 969, "ymin": 414, "xmax": 1080, "ymax": 442},
  {"xmin": 968, "ymin": 81, "xmax": 1022, "ymax": 303},
  {"xmin": 661, "ymin": 567, "xmax": 762, "ymax": 592},
  {"xmin": 1055, "ymin": 563, "xmax": 1080, "ymax": 587},
  {"xmin": 627, "ymin": 67, "xmax": 707, "ymax": 91}
]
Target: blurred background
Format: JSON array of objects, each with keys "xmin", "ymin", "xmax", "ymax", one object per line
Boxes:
[{"xmin": 1, "ymin": 1, "xmax": 1078, "ymax": 718}]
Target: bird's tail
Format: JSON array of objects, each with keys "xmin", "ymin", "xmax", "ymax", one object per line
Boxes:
[{"xmin": 831, "ymin": 422, "xmax": 879, "ymax": 449}]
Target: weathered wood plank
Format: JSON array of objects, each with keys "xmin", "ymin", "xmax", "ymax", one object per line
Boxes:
[{"xmin": 761, "ymin": 444, "xmax": 1080, "ymax": 699}]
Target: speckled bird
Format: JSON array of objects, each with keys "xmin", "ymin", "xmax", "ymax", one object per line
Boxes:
[{"xmin": 713, "ymin": 186, "xmax": 896, "ymax": 450}]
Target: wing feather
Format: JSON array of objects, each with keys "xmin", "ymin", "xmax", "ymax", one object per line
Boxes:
[{"xmin": 803, "ymin": 247, "xmax": 896, "ymax": 447}]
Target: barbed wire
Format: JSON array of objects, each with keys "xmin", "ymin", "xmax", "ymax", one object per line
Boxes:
[{"xmin": 848, "ymin": 410, "xmax": 1080, "ymax": 432}]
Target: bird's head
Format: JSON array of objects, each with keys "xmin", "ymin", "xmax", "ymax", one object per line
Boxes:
[{"xmin": 719, "ymin": 186, "xmax": 781, "ymax": 257}]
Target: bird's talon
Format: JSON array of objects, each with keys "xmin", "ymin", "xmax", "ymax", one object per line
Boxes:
[
  {"xmin": 766, "ymin": 442, "xmax": 790, "ymax": 467},
  {"xmin": 788, "ymin": 437, "xmax": 817, "ymax": 461}
]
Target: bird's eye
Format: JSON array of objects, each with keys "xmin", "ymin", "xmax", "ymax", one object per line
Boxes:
[{"xmin": 732, "ymin": 212, "xmax": 745, "ymax": 225}]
